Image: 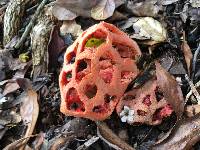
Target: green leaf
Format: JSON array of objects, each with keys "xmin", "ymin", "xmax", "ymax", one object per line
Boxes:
[{"xmin": 85, "ymin": 38, "xmax": 105, "ymax": 48}]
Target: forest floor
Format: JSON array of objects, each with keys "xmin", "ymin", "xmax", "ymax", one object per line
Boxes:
[{"xmin": 1, "ymin": 0, "xmax": 200, "ymax": 150}]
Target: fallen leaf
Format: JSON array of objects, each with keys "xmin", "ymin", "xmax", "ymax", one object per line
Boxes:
[
  {"xmin": 190, "ymin": 0, "xmax": 200, "ymax": 8},
  {"xmin": 2, "ymin": 78, "xmax": 32, "ymax": 96},
  {"xmin": 53, "ymin": 0, "xmax": 101, "ymax": 20},
  {"xmin": 122, "ymin": 17, "xmax": 167, "ymax": 45},
  {"xmin": 96, "ymin": 121, "xmax": 135, "ymax": 150},
  {"xmin": 127, "ymin": 0, "xmax": 161, "ymax": 17},
  {"xmin": 115, "ymin": 0, "xmax": 125, "ymax": 7},
  {"xmin": 48, "ymin": 26, "xmax": 65, "ymax": 72},
  {"xmin": 18, "ymin": 85, "xmax": 39, "ymax": 149},
  {"xmin": 52, "ymin": 4, "xmax": 77, "ymax": 20},
  {"xmin": 3, "ymin": 81, "xmax": 20, "ymax": 96},
  {"xmin": 32, "ymin": 132, "xmax": 45, "ymax": 150},
  {"xmin": 91, "ymin": 0, "xmax": 115, "ymax": 20},
  {"xmin": 155, "ymin": 62, "xmax": 184, "ymax": 119},
  {"xmin": 152, "ymin": 114, "xmax": 200, "ymax": 150},
  {"xmin": 181, "ymin": 32, "xmax": 192, "ymax": 76},
  {"xmin": 60, "ymin": 20, "xmax": 83, "ymax": 37}
]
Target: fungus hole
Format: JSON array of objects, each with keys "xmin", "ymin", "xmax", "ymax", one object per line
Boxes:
[
  {"xmin": 76, "ymin": 59, "xmax": 91, "ymax": 81},
  {"xmin": 137, "ymin": 110, "xmax": 147, "ymax": 116},
  {"xmin": 104, "ymin": 94, "xmax": 116, "ymax": 103},
  {"xmin": 66, "ymin": 88, "xmax": 85, "ymax": 112},
  {"xmin": 77, "ymin": 59, "xmax": 88, "ymax": 72},
  {"xmin": 152, "ymin": 108, "xmax": 162, "ymax": 121},
  {"xmin": 85, "ymin": 84, "xmax": 97, "ymax": 99},
  {"xmin": 142, "ymin": 95, "xmax": 151, "ymax": 107},
  {"xmin": 155, "ymin": 86, "xmax": 164, "ymax": 102},
  {"xmin": 67, "ymin": 52, "xmax": 76, "ymax": 64},
  {"xmin": 63, "ymin": 71, "xmax": 72, "ymax": 84}
]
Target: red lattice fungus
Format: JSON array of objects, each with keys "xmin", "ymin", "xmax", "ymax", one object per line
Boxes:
[
  {"xmin": 116, "ymin": 78, "xmax": 173, "ymax": 125},
  {"xmin": 59, "ymin": 22, "xmax": 141, "ymax": 120}
]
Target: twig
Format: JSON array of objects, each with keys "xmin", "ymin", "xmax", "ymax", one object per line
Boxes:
[
  {"xmin": 191, "ymin": 43, "xmax": 200, "ymax": 80},
  {"xmin": 185, "ymin": 74, "xmax": 200, "ymax": 104},
  {"xmin": 14, "ymin": 0, "xmax": 48, "ymax": 49},
  {"xmin": 186, "ymin": 79, "xmax": 200, "ymax": 102},
  {"xmin": 76, "ymin": 136, "xmax": 99, "ymax": 150}
]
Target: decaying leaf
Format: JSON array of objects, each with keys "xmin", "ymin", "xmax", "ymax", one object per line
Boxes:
[
  {"xmin": 52, "ymin": 4, "xmax": 77, "ymax": 20},
  {"xmin": 156, "ymin": 62, "xmax": 184, "ymax": 119},
  {"xmin": 122, "ymin": 17, "xmax": 167, "ymax": 45},
  {"xmin": 126, "ymin": 0, "xmax": 161, "ymax": 17},
  {"xmin": 53, "ymin": 0, "xmax": 100, "ymax": 20},
  {"xmin": 91, "ymin": 0, "xmax": 115, "ymax": 20},
  {"xmin": 190, "ymin": 0, "xmax": 200, "ymax": 8},
  {"xmin": 60, "ymin": 20, "xmax": 83, "ymax": 37},
  {"xmin": 181, "ymin": 32, "xmax": 192, "ymax": 76},
  {"xmin": 152, "ymin": 114, "xmax": 200, "ymax": 150},
  {"xmin": 48, "ymin": 26, "xmax": 65, "ymax": 72},
  {"xmin": 19, "ymin": 88, "xmax": 39, "ymax": 149},
  {"xmin": 96, "ymin": 121, "xmax": 135, "ymax": 150}
]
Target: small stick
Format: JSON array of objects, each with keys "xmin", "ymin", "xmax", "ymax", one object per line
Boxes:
[
  {"xmin": 185, "ymin": 74, "xmax": 200, "ymax": 104},
  {"xmin": 14, "ymin": 0, "xmax": 48, "ymax": 49}
]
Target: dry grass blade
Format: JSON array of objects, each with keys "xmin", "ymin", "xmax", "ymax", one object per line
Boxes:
[
  {"xmin": 181, "ymin": 32, "xmax": 192, "ymax": 76},
  {"xmin": 96, "ymin": 121, "xmax": 135, "ymax": 150}
]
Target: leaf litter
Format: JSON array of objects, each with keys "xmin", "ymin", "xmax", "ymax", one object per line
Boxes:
[{"xmin": 1, "ymin": 0, "xmax": 200, "ymax": 149}]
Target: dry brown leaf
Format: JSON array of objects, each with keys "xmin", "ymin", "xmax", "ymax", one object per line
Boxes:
[
  {"xmin": 181, "ymin": 32, "xmax": 192, "ymax": 76},
  {"xmin": 48, "ymin": 26, "xmax": 65, "ymax": 72},
  {"xmin": 18, "ymin": 89, "xmax": 39, "ymax": 149},
  {"xmin": 152, "ymin": 113, "xmax": 200, "ymax": 150},
  {"xmin": 91, "ymin": 0, "xmax": 115, "ymax": 20},
  {"xmin": 96, "ymin": 121, "xmax": 135, "ymax": 150},
  {"xmin": 155, "ymin": 62, "xmax": 184, "ymax": 119},
  {"xmin": 127, "ymin": 0, "xmax": 161, "ymax": 17},
  {"xmin": 3, "ymin": 81, "xmax": 19, "ymax": 95},
  {"xmin": 53, "ymin": 0, "xmax": 100, "ymax": 20}
]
